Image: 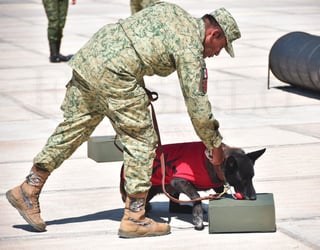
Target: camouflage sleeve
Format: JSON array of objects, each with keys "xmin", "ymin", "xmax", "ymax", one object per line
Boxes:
[{"xmin": 174, "ymin": 51, "xmax": 223, "ymax": 150}]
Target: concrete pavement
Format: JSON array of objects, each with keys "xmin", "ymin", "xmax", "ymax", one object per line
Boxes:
[{"xmin": 0, "ymin": 0, "xmax": 319, "ymax": 249}]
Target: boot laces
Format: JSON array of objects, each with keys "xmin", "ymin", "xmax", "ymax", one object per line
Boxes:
[
  {"xmin": 20, "ymin": 185, "xmax": 41, "ymax": 212},
  {"xmin": 26, "ymin": 171, "xmax": 43, "ymax": 186},
  {"xmin": 129, "ymin": 197, "xmax": 144, "ymax": 212},
  {"xmin": 24, "ymin": 171, "xmax": 42, "ymax": 212},
  {"xmin": 128, "ymin": 217, "xmax": 152, "ymax": 227}
]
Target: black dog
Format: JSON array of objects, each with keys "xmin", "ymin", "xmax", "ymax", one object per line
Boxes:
[{"xmin": 120, "ymin": 141, "xmax": 266, "ymax": 230}]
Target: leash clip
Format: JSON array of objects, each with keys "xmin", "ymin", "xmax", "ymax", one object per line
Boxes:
[
  {"xmin": 149, "ymin": 91, "xmax": 158, "ymax": 102},
  {"xmin": 143, "ymin": 87, "xmax": 158, "ymax": 102}
]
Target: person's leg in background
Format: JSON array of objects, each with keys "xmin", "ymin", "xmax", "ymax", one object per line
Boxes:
[
  {"xmin": 43, "ymin": 0, "xmax": 72, "ymax": 63},
  {"xmin": 57, "ymin": 0, "xmax": 73, "ymax": 61}
]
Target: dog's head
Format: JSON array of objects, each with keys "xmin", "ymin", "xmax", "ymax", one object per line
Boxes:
[{"xmin": 223, "ymin": 148, "xmax": 266, "ymax": 200}]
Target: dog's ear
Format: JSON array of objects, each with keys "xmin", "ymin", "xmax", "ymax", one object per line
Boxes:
[
  {"xmin": 246, "ymin": 148, "xmax": 266, "ymax": 162},
  {"xmin": 225, "ymin": 156, "xmax": 238, "ymax": 175}
]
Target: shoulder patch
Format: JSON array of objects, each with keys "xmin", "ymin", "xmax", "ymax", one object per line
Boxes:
[{"xmin": 200, "ymin": 67, "xmax": 208, "ymax": 93}]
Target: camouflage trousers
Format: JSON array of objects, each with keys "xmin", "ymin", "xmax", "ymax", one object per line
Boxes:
[
  {"xmin": 130, "ymin": 0, "xmax": 159, "ymax": 14},
  {"xmin": 42, "ymin": 0, "xmax": 68, "ymax": 41},
  {"xmin": 34, "ymin": 71, "xmax": 158, "ymax": 194}
]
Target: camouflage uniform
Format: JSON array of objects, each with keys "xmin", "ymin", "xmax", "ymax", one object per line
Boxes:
[
  {"xmin": 42, "ymin": 0, "xmax": 69, "ymax": 41},
  {"xmin": 130, "ymin": 0, "xmax": 159, "ymax": 14},
  {"xmin": 34, "ymin": 2, "xmax": 223, "ymax": 195}
]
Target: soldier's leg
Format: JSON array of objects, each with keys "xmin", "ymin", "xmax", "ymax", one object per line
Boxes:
[
  {"xmin": 105, "ymin": 84, "xmax": 170, "ymax": 237},
  {"xmin": 43, "ymin": 0, "xmax": 71, "ymax": 62},
  {"xmin": 34, "ymin": 72, "xmax": 104, "ymax": 172},
  {"xmin": 141, "ymin": 0, "xmax": 159, "ymax": 9},
  {"xmin": 56, "ymin": 0, "xmax": 72, "ymax": 61},
  {"xmin": 130, "ymin": 0, "xmax": 143, "ymax": 14},
  {"xmin": 43, "ymin": 0, "xmax": 61, "ymax": 62},
  {"xmin": 58, "ymin": 0, "xmax": 68, "ymax": 32},
  {"xmin": 6, "ymin": 71, "xmax": 104, "ymax": 231},
  {"xmin": 43, "ymin": 0, "xmax": 59, "ymax": 41}
]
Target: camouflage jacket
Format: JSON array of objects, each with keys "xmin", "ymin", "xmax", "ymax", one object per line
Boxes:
[{"xmin": 68, "ymin": 2, "xmax": 222, "ymax": 149}]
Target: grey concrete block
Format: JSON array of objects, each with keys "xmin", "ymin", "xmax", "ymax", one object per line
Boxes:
[
  {"xmin": 208, "ymin": 193, "xmax": 276, "ymax": 233},
  {"xmin": 87, "ymin": 136, "xmax": 123, "ymax": 162}
]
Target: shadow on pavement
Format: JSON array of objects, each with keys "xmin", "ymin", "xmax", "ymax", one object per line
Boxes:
[
  {"xmin": 274, "ymin": 86, "xmax": 320, "ymax": 100},
  {"xmin": 12, "ymin": 202, "xmax": 207, "ymax": 232}
]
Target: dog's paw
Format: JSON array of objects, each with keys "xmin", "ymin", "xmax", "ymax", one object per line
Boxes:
[
  {"xmin": 193, "ymin": 217, "xmax": 204, "ymax": 230},
  {"xmin": 193, "ymin": 204, "xmax": 204, "ymax": 230}
]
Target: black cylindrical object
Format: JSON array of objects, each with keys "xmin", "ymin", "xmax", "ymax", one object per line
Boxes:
[{"xmin": 268, "ymin": 32, "xmax": 320, "ymax": 92}]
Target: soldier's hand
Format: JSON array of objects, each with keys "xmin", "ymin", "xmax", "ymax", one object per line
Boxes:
[
  {"xmin": 211, "ymin": 146, "xmax": 225, "ymax": 182},
  {"xmin": 211, "ymin": 146, "xmax": 224, "ymax": 166}
]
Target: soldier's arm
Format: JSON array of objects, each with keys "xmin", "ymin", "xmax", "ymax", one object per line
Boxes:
[{"xmin": 174, "ymin": 52, "xmax": 222, "ymax": 150}]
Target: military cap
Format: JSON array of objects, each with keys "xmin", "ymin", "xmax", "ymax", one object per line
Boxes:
[{"xmin": 210, "ymin": 7, "xmax": 241, "ymax": 57}]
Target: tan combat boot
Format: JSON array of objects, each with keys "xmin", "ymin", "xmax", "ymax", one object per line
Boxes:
[
  {"xmin": 118, "ymin": 192, "xmax": 171, "ymax": 238},
  {"xmin": 6, "ymin": 165, "xmax": 50, "ymax": 232}
]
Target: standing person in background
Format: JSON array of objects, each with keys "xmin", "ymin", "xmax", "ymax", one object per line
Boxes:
[
  {"xmin": 43, "ymin": 0, "xmax": 75, "ymax": 63},
  {"xmin": 130, "ymin": 0, "xmax": 159, "ymax": 14}
]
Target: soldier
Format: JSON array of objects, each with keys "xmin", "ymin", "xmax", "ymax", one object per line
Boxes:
[
  {"xmin": 130, "ymin": 0, "xmax": 159, "ymax": 14},
  {"xmin": 6, "ymin": 2, "xmax": 241, "ymax": 238},
  {"xmin": 42, "ymin": 0, "xmax": 75, "ymax": 63}
]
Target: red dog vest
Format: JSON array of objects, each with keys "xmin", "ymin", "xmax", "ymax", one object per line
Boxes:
[{"xmin": 151, "ymin": 141, "xmax": 222, "ymax": 189}]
